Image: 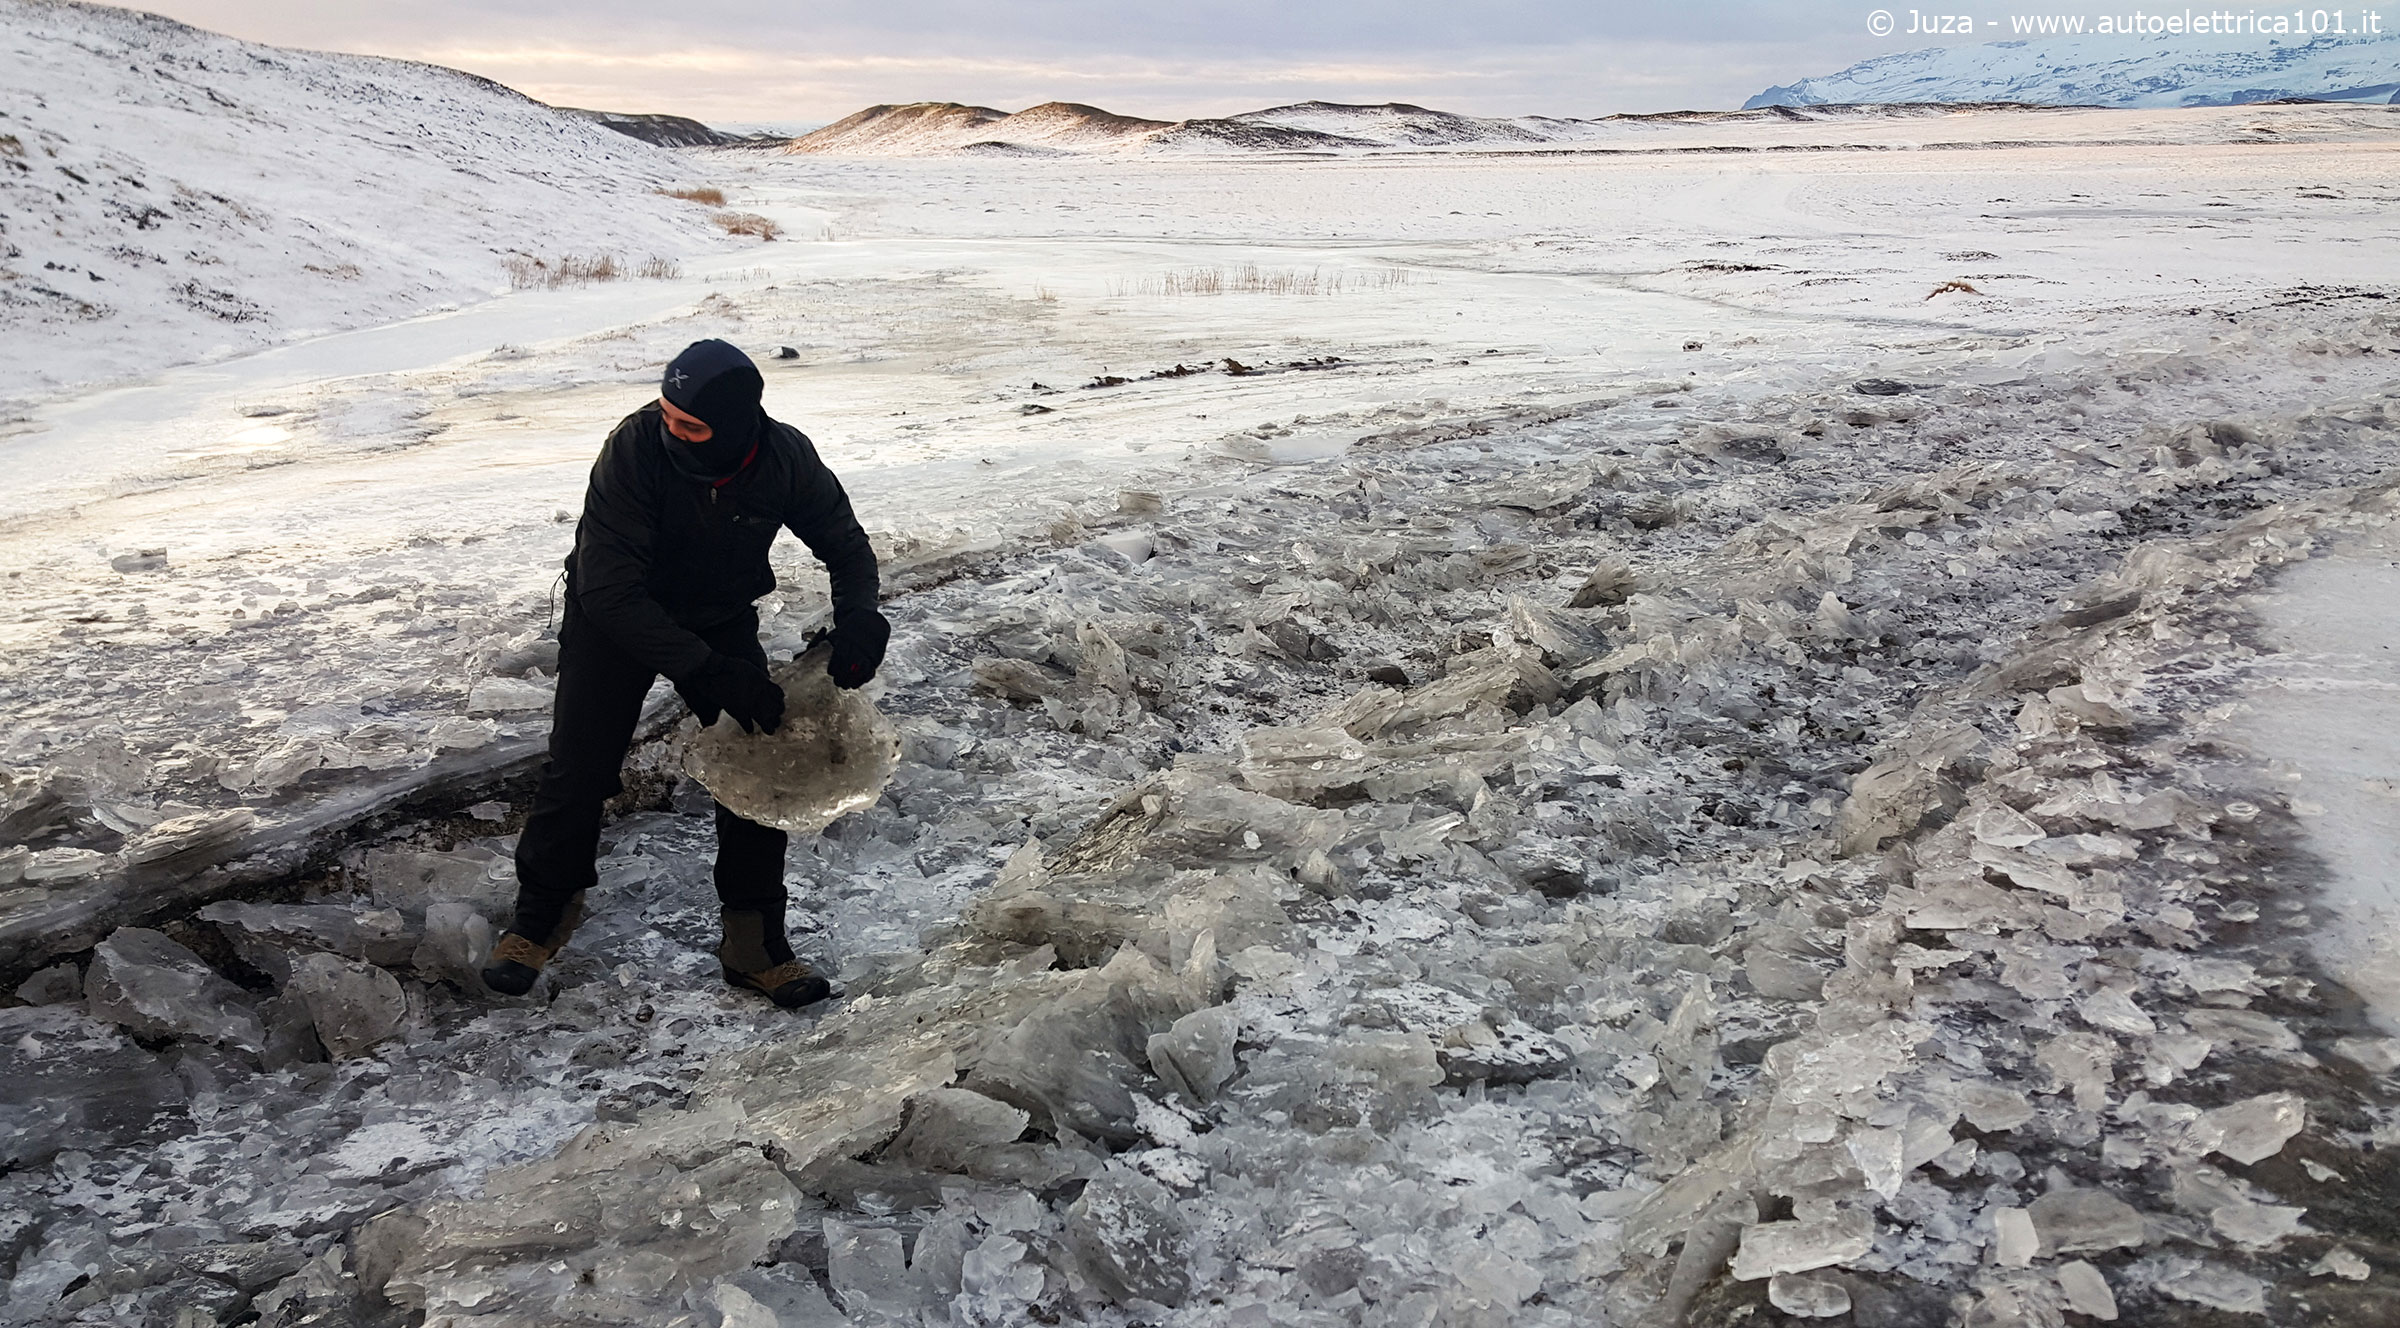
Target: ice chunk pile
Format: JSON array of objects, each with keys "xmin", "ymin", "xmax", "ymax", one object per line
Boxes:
[
  {"xmin": 10, "ymin": 309, "xmax": 2400, "ymax": 1326},
  {"xmin": 1616, "ymin": 475, "xmax": 2400, "ymax": 1323},
  {"xmin": 365, "ymin": 341, "xmax": 2400, "ymax": 1325}
]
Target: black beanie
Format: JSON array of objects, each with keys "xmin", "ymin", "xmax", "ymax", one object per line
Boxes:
[{"xmin": 661, "ymin": 339, "xmax": 765, "ymax": 473}]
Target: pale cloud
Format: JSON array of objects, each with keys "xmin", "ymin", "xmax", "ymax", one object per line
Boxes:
[{"xmin": 411, "ymin": 39, "xmax": 1774, "ymax": 119}]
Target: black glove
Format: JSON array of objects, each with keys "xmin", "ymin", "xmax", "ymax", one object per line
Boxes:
[
  {"xmin": 674, "ymin": 679, "xmax": 722, "ymax": 728},
  {"xmin": 680, "ymin": 653, "xmax": 785, "ymax": 734},
  {"xmin": 826, "ymin": 611, "xmax": 890, "ymax": 690}
]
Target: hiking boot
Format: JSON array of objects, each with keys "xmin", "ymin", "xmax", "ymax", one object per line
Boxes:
[
  {"xmin": 480, "ymin": 893, "xmax": 585, "ymax": 996},
  {"xmin": 719, "ymin": 909, "xmax": 832, "ymax": 1009}
]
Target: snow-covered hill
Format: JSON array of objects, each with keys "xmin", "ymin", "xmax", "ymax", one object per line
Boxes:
[
  {"xmin": 789, "ymin": 102, "xmax": 1179, "ymax": 156},
  {"xmin": 787, "ymin": 102, "xmax": 1013, "ymax": 154},
  {"xmin": 556, "ymin": 106, "xmax": 755, "ymax": 148},
  {"xmin": 0, "ymin": 0, "xmax": 719, "ymax": 401},
  {"xmin": 787, "ymin": 99, "xmax": 1576, "ymax": 157},
  {"xmin": 1749, "ymin": 30, "xmax": 2400, "ymax": 108},
  {"xmin": 796, "ymin": 98, "xmax": 1593, "ymax": 158}
]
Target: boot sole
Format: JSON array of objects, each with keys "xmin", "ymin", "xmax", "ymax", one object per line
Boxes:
[
  {"xmin": 722, "ymin": 967, "xmax": 835, "ymax": 1010},
  {"xmin": 481, "ymin": 960, "xmax": 541, "ymax": 996}
]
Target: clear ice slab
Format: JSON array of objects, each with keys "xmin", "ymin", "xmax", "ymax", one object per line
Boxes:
[
  {"xmin": 83, "ymin": 925, "xmax": 266, "ymax": 1053},
  {"xmin": 686, "ymin": 645, "xmax": 902, "ymax": 835}
]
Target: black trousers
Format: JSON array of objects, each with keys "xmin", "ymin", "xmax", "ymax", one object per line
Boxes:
[{"xmin": 509, "ymin": 595, "xmax": 787, "ymax": 940}]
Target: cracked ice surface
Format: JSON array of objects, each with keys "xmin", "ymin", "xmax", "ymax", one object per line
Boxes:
[{"xmin": 6, "ymin": 112, "xmax": 2400, "ymax": 1327}]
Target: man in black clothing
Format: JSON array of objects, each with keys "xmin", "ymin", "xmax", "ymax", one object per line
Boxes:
[{"xmin": 482, "ymin": 339, "xmax": 888, "ymax": 1008}]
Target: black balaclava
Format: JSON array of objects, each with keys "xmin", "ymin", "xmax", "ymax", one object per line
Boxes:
[{"xmin": 660, "ymin": 339, "xmax": 766, "ymax": 479}]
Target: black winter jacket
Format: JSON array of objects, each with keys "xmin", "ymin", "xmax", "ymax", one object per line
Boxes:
[{"xmin": 563, "ymin": 403, "xmax": 879, "ymax": 681}]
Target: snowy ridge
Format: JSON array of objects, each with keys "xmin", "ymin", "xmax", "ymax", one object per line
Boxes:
[
  {"xmin": 0, "ymin": 0, "xmax": 717, "ymax": 399},
  {"xmin": 788, "ymin": 98, "xmax": 1544, "ymax": 156},
  {"xmin": 1750, "ymin": 30, "xmax": 2400, "ymax": 109},
  {"xmin": 784, "ymin": 101, "xmax": 1182, "ymax": 156},
  {"xmin": 780, "ymin": 94, "xmax": 2207, "ymax": 159},
  {"xmin": 787, "ymin": 98, "xmax": 1572, "ymax": 156}
]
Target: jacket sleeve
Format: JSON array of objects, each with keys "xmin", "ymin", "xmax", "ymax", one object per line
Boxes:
[
  {"xmin": 570, "ymin": 416, "xmax": 717, "ymax": 680},
  {"xmin": 782, "ymin": 431, "xmax": 882, "ymax": 624}
]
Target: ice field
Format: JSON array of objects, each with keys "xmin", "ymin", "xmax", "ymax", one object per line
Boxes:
[{"xmin": 5, "ymin": 8, "xmax": 2400, "ymax": 1323}]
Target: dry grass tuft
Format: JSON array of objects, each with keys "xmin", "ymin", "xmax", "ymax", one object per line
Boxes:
[
  {"xmin": 1108, "ymin": 264, "xmax": 1412, "ymax": 297},
  {"xmin": 714, "ymin": 212, "xmax": 780, "ymax": 241},
  {"xmin": 658, "ymin": 186, "xmax": 727, "ymax": 206},
  {"xmin": 503, "ymin": 253, "xmax": 682, "ymax": 289},
  {"xmin": 1927, "ymin": 280, "xmax": 1982, "ymax": 299},
  {"xmin": 504, "ymin": 253, "xmax": 619, "ymax": 289}
]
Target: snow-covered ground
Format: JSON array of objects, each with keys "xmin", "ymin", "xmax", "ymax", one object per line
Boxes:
[
  {"xmin": 2225, "ymin": 527, "xmax": 2400, "ymax": 1033},
  {"xmin": 3, "ymin": 74, "xmax": 2400, "ymax": 1328},
  {"xmin": 0, "ymin": 0, "xmax": 727, "ymax": 403},
  {"xmin": 1749, "ymin": 29, "xmax": 2400, "ymax": 109}
]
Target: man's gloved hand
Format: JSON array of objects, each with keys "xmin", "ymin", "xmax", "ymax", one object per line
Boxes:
[
  {"xmin": 680, "ymin": 653, "xmax": 786, "ymax": 734},
  {"xmin": 827, "ymin": 610, "xmax": 890, "ymax": 690},
  {"xmin": 673, "ymin": 677, "xmax": 723, "ymax": 727}
]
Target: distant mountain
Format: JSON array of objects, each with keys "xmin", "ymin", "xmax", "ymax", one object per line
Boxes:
[
  {"xmin": 1749, "ymin": 32, "xmax": 2400, "ymax": 109},
  {"xmin": 788, "ymin": 98, "xmax": 1578, "ymax": 156}
]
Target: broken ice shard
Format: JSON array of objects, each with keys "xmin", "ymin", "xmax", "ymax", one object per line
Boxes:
[
  {"xmin": 83, "ymin": 925, "xmax": 267, "ymax": 1053},
  {"xmin": 884, "ymin": 1087, "xmax": 1031, "ymax": 1173},
  {"xmin": 1729, "ymin": 1211, "xmax": 1874, "ymax": 1280},
  {"xmin": 1768, "ymin": 1271, "xmax": 1852, "ymax": 1318},
  {"xmin": 2311, "ymin": 1248, "xmax": 2371, "ymax": 1281},
  {"xmin": 1992, "ymin": 1206, "xmax": 2039, "ymax": 1267},
  {"xmin": 686, "ymin": 645, "xmax": 901, "ymax": 834},
  {"xmin": 2057, "ymin": 1260, "xmax": 2118, "ymax": 1319},
  {"xmin": 286, "ymin": 953, "xmax": 408, "ymax": 1058},
  {"xmin": 2028, "ymin": 1189, "xmax": 2147, "ymax": 1255},
  {"xmin": 410, "ymin": 900, "xmax": 494, "ymax": 987},
  {"xmin": 197, "ymin": 899, "xmax": 415, "ymax": 983},
  {"xmin": 1146, "ymin": 1005, "xmax": 1240, "ymax": 1103},
  {"xmin": 2188, "ymin": 1092, "xmax": 2306, "ymax": 1165},
  {"xmin": 1066, "ymin": 1171, "xmax": 1193, "ymax": 1307},
  {"xmin": 824, "ymin": 1219, "xmax": 919, "ymax": 1318},
  {"xmin": 2150, "ymin": 1257, "xmax": 2267, "ymax": 1313}
]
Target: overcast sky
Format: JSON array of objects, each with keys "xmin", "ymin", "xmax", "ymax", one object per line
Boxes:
[{"xmin": 123, "ymin": 1, "xmax": 2319, "ymax": 126}]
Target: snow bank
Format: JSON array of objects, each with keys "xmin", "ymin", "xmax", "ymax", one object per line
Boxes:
[{"xmin": 0, "ymin": 0, "xmax": 717, "ymax": 401}]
